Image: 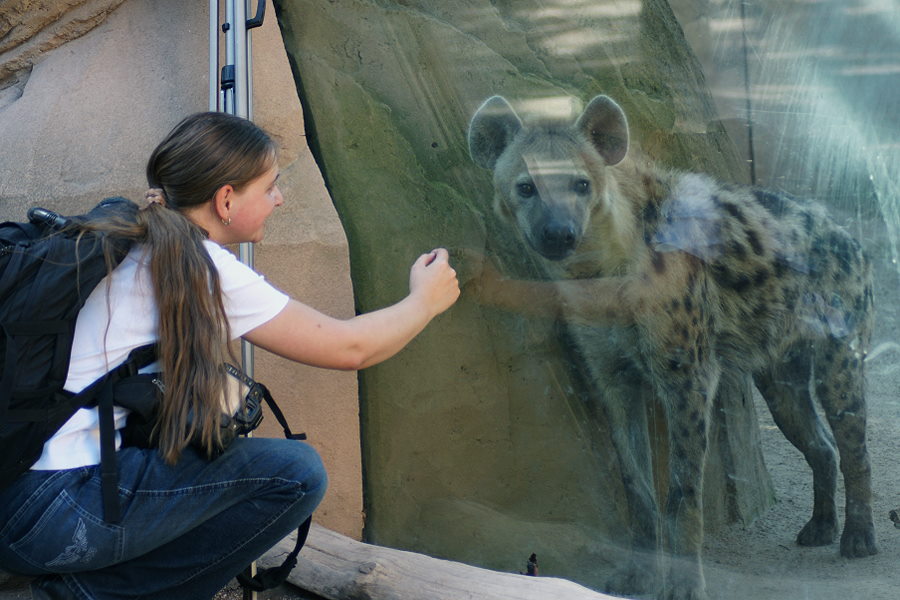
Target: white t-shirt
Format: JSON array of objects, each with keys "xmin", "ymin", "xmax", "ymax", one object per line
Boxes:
[{"xmin": 30, "ymin": 240, "xmax": 290, "ymax": 471}]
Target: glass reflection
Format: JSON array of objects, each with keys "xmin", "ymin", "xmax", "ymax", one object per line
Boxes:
[
  {"xmin": 275, "ymin": 0, "xmax": 899, "ymax": 597},
  {"xmin": 467, "ymin": 89, "xmax": 876, "ymax": 599}
]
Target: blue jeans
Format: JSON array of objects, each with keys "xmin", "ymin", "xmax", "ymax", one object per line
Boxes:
[{"xmin": 0, "ymin": 437, "xmax": 327, "ymax": 599}]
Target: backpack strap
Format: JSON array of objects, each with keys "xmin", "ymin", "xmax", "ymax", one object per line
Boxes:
[
  {"xmin": 234, "ymin": 383, "xmax": 308, "ymax": 592},
  {"xmin": 258, "ymin": 383, "xmax": 306, "ymax": 442},
  {"xmin": 77, "ymin": 343, "xmax": 158, "ymax": 524},
  {"xmin": 236, "ymin": 516, "xmax": 312, "ymax": 592},
  {"xmin": 97, "ymin": 379, "xmax": 121, "ymax": 522}
]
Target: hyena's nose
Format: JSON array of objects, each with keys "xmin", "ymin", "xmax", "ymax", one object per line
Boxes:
[{"xmin": 540, "ymin": 222, "xmax": 578, "ymax": 259}]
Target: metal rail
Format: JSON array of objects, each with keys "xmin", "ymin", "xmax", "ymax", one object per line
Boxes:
[{"xmin": 209, "ymin": 1, "xmax": 267, "ymax": 597}]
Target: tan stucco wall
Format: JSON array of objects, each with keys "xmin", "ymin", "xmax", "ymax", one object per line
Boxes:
[{"xmin": 0, "ymin": 0, "xmax": 362, "ymax": 538}]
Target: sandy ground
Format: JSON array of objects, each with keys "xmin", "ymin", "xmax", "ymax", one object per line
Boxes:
[
  {"xmin": 702, "ymin": 381, "xmax": 900, "ymax": 600},
  {"xmin": 212, "ymin": 579, "xmax": 322, "ymax": 600}
]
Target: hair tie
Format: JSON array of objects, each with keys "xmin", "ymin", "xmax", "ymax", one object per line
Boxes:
[{"xmin": 144, "ymin": 188, "xmax": 167, "ymax": 208}]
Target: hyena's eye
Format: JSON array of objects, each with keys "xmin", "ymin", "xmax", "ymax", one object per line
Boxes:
[
  {"xmin": 573, "ymin": 179, "xmax": 591, "ymax": 195},
  {"xmin": 516, "ymin": 182, "xmax": 536, "ymax": 198}
]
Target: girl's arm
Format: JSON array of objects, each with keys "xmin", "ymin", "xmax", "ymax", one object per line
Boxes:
[{"xmin": 243, "ymin": 248, "xmax": 460, "ymax": 370}]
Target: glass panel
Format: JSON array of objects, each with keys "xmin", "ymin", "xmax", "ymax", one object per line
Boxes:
[{"xmin": 277, "ymin": 1, "xmax": 898, "ymax": 597}]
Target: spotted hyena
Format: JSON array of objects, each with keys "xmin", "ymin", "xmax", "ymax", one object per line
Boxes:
[{"xmin": 467, "ymin": 95, "xmax": 877, "ymax": 600}]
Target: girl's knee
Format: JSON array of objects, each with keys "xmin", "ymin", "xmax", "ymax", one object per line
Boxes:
[
  {"xmin": 287, "ymin": 441, "xmax": 328, "ymax": 496},
  {"xmin": 232, "ymin": 438, "xmax": 327, "ymax": 494},
  {"xmin": 278, "ymin": 441, "xmax": 328, "ymax": 515}
]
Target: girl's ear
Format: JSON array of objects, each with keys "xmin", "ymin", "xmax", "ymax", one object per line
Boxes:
[{"xmin": 213, "ymin": 185, "xmax": 234, "ymax": 222}]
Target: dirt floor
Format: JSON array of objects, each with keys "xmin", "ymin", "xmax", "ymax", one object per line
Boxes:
[
  {"xmin": 701, "ymin": 381, "xmax": 900, "ymax": 600},
  {"xmin": 213, "ymin": 579, "xmax": 323, "ymax": 600}
]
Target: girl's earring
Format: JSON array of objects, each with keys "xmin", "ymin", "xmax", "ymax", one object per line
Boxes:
[{"xmin": 222, "ymin": 217, "xmax": 232, "ymax": 226}]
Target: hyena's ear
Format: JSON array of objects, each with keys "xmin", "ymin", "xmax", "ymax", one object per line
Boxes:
[
  {"xmin": 468, "ymin": 96, "xmax": 523, "ymax": 170},
  {"xmin": 576, "ymin": 95, "xmax": 629, "ymax": 166}
]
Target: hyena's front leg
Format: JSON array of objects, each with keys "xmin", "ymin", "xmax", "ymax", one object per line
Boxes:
[
  {"xmin": 657, "ymin": 355, "xmax": 719, "ymax": 600},
  {"xmin": 597, "ymin": 379, "xmax": 662, "ymax": 596},
  {"xmin": 564, "ymin": 323, "xmax": 662, "ymax": 596}
]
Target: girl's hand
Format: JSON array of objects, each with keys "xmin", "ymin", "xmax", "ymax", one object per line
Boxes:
[{"xmin": 409, "ymin": 248, "xmax": 460, "ymax": 318}]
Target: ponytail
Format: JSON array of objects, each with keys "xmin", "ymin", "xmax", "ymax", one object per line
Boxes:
[
  {"xmin": 80, "ymin": 196, "xmax": 235, "ymax": 462},
  {"xmin": 141, "ymin": 199, "xmax": 234, "ymax": 462},
  {"xmin": 82, "ymin": 112, "xmax": 277, "ymax": 463}
]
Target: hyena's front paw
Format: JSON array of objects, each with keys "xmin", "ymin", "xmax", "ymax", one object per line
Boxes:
[
  {"xmin": 796, "ymin": 515, "xmax": 838, "ymax": 547},
  {"xmin": 658, "ymin": 577, "xmax": 708, "ymax": 600},
  {"xmin": 658, "ymin": 583, "xmax": 709, "ymax": 600},
  {"xmin": 840, "ymin": 521, "xmax": 878, "ymax": 558},
  {"xmin": 658, "ymin": 564, "xmax": 707, "ymax": 600}
]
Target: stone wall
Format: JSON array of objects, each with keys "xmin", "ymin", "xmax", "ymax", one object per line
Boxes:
[{"xmin": 0, "ymin": 0, "xmax": 362, "ymax": 538}]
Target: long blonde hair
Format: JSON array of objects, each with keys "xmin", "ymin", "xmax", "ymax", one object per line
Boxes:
[{"xmin": 86, "ymin": 112, "xmax": 277, "ymax": 463}]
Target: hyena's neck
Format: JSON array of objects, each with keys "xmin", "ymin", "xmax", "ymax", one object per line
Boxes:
[{"xmin": 566, "ymin": 158, "xmax": 670, "ymax": 279}]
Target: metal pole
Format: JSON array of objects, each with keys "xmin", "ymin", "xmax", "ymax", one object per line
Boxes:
[
  {"xmin": 210, "ymin": 1, "xmax": 266, "ymax": 597},
  {"xmin": 739, "ymin": 0, "xmax": 757, "ymax": 186},
  {"xmin": 246, "ymin": 7, "xmax": 254, "ymax": 120},
  {"xmin": 233, "ymin": 0, "xmax": 254, "ymax": 384},
  {"xmin": 240, "ymin": 0, "xmax": 256, "ymax": 376},
  {"xmin": 233, "ymin": 0, "xmax": 249, "ymax": 120},
  {"xmin": 214, "ymin": 1, "xmax": 256, "ymax": 372},
  {"xmin": 209, "ymin": 0, "xmax": 218, "ymax": 112}
]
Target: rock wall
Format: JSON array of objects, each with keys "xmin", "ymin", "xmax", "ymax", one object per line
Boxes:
[
  {"xmin": 0, "ymin": 0, "xmax": 362, "ymax": 538},
  {"xmin": 274, "ymin": 0, "xmax": 772, "ymax": 590}
]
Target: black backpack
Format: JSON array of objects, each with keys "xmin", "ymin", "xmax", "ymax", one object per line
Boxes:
[
  {"xmin": 0, "ymin": 198, "xmax": 310, "ymax": 591},
  {"xmin": 0, "ymin": 197, "xmax": 146, "ymax": 496}
]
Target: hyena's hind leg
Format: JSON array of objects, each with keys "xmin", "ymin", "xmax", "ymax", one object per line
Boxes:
[
  {"xmin": 753, "ymin": 347, "xmax": 840, "ymax": 547},
  {"xmin": 813, "ymin": 335, "xmax": 877, "ymax": 557}
]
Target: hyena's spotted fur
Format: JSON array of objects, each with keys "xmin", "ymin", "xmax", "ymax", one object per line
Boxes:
[{"xmin": 468, "ymin": 95, "xmax": 876, "ymax": 600}]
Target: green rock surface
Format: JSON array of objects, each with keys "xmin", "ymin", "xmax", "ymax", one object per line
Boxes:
[{"xmin": 275, "ymin": 0, "xmax": 770, "ymax": 588}]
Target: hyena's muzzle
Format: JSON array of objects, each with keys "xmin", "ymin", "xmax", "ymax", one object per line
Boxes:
[
  {"xmin": 536, "ymin": 215, "xmax": 579, "ymax": 260},
  {"xmin": 518, "ymin": 179, "xmax": 591, "ymax": 261}
]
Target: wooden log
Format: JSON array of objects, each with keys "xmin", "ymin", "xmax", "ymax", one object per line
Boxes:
[{"xmin": 258, "ymin": 525, "xmax": 617, "ymax": 600}]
